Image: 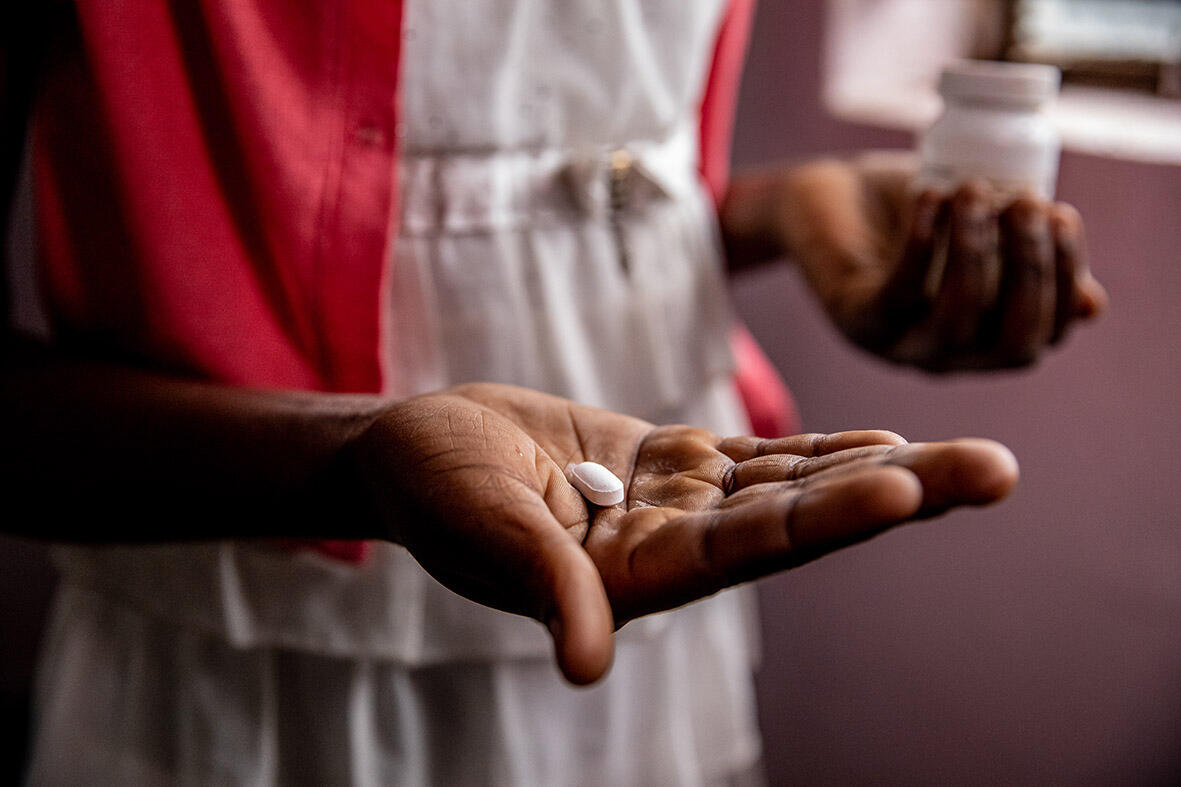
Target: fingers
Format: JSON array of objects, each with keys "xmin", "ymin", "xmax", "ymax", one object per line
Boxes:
[
  {"xmin": 596, "ymin": 433, "xmax": 1017, "ymax": 625},
  {"xmin": 859, "ymin": 189, "xmax": 947, "ymax": 350},
  {"xmin": 609, "ymin": 467, "xmax": 924, "ymax": 614},
  {"xmin": 869, "ymin": 184, "xmax": 1103, "ymax": 371},
  {"xmin": 396, "ymin": 440, "xmax": 614, "ymax": 685},
  {"xmin": 885, "ymin": 188, "xmax": 946, "ymax": 310},
  {"xmin": 1049, "ymin": 203, "xmax": 1107, "ymax": 344},
  {"xmin": 1050, "ymin": 203, "xmax": 1082, "ymax": 344},
  {"xmin": 929, "ymin": 184, "xmax": 1000, "ymax": 351},
  {"xmin": 413, "ymin": 497, "xmax": 615, "ymax": 685},
  {"xmin": 717, "ymin": 429, "xmax": 906, "ymax": 463},
  {"xmin": 770, "ymin": 466, "xmax": 924, "ymax": 561},
  {"xmin": 726, "ymin": 438, "xmax": 1019, "ymax": 514},
  {"xmin": 877, "ymin": 438, "xmax": 1018, "ymax": 511},
  {"xmin": 994, "ymin": 196, "xmax": 1057, "ymax": 365},
  {"xmin": 537, "ymin": 532, "xmax": 616, "ymax": 685},
  {"xmin": 728, "ymin": 443, "xmax": 896, "ymax": 489},
  {"xmin": 533, "ymin": 460, "xmax": 615, "ymax": 684},
  {"xmin": 1075, "ymin": 275, "xmax": 1108, "ymax": 321}
]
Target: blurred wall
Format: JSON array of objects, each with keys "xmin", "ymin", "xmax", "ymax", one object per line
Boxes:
[{"xmin": 732, "ymin": 2, "xmax": 1181, "ymax": 785}]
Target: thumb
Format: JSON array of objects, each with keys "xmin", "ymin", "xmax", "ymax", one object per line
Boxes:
[
  {"xmin": 1075, "ymin": 273, "xmax": 1108, "ymax": 320},
  {"xmin": 537, "ymin": 533, "xmax": 615, "ymax": 685}
]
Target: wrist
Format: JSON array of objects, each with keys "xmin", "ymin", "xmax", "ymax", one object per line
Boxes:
[
  {"xmin": 280, "ymin": 393, "xmax": 392, "ymax": 542},
  {"xmin": 718, "ymin": 167, "xmax": 797, "ymax": 270}
]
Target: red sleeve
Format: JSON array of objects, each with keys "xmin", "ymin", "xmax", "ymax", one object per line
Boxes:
[
  {"xmin": 698, "ymin": 0, "xmax": 757, "ymax": 207},
  {"xmin": 698, "ymin": 0, "xmax": 802, "ymax": 438}
]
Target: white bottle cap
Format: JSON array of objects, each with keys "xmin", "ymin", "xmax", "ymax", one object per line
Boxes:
[{"xmin": 939, "ymin": 60, "xmax": 1061, "ymax": 108}]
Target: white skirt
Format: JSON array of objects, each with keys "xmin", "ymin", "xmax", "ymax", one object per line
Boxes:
[{"xmin": 27, "ymin": 581, "xmax": 762, "ymax": 786}]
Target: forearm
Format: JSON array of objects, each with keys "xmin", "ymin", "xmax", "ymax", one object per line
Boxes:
[
  {"xmin": 717, "ymin": 166, "xmax": 795, "ymax": 272},
  {"xmin": 0, "ymin": 337, "xmax": 390, "ymax": 542},
  {"xmin": 718, "ymin": 152, "xmax": 917, "ymax": 277},
  {"xmin": 719, "ymin": 161, "xmax": 850, "ymax": 273}
]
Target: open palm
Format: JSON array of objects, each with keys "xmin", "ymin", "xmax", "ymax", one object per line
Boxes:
[{"xmin": 352, "ymin": 383, "xmax": 1017, "ymax": 683}]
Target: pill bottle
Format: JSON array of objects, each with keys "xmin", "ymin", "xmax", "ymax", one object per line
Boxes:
[{"xmin": 917, "ymin": 60, "xmax": 1062, "ymax": 199}]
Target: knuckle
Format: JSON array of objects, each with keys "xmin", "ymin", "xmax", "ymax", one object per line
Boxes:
[
  {"xmin": 916, "ymin": 187, "xmax": 944, "ymax": 209},
  {"xmin": 1049, "ymin": 204, "xmax": 1084, "ymax": 242},
  {"xmin": 1003, "ymin": 196, "xmax": 1044, "ymax": 226},
  {"xmin": 722, "ymin": 463, "xmax": 738, "ymax": 495},
  {"xmin": 780, "ymin": 454, "xmax": 809, "ymax": 481},
  {"xmin": 1051, "ymin": 202, "xmax": 1082, "ymax": 228},
  {"xmin": 954, "ymin": 180, "xmax": 990, "ymax": 204}
]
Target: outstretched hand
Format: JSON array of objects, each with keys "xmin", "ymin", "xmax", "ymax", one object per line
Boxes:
[
  {"xmin": 777, "ymin": 154, "xmax": 1107, "ymax": 371},
  {"xmin": 350, "ymin": 383, "xmax": 1018, "ymax": 684}
]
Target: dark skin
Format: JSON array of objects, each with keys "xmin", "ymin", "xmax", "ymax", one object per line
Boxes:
[
  {"xmin": 345, "ymin": 383, "xmax": 1018, "ymax": 684},
  {"xmin": 1, "ymin": 12, "xmax": 1065, "ymax": 685},
  {"xmin": 722, "ymin": 152, "xmax": 1107, "ymax": 371},
  {"xmin": 1, "ymin": 358, "xmax": 1018, "ymax": 685}
]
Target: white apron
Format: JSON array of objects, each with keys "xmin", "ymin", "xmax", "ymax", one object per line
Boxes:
[{"xmin": 28, "ymin": 2, "xmax": 763, "ymax": 784}]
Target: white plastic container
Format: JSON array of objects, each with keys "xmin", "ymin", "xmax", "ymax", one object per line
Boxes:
[{"xmin": 917, "ymin": 60, "xmax": 1062, "ymax": 199}]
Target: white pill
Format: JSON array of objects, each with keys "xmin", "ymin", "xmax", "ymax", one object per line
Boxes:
[{"xmin": 568, "ymin": 461, "xmax": 625, "ymax": 507}]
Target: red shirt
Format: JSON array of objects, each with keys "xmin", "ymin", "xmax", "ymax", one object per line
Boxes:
[{"xmin": 33, "ymin": 0, "xmax": 794, "ymax": 559}]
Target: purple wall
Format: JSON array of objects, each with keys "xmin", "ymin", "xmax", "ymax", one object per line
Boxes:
[{"xmin": 732, "ymin": 2, "xmax": 1181, "ymax": 785}]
